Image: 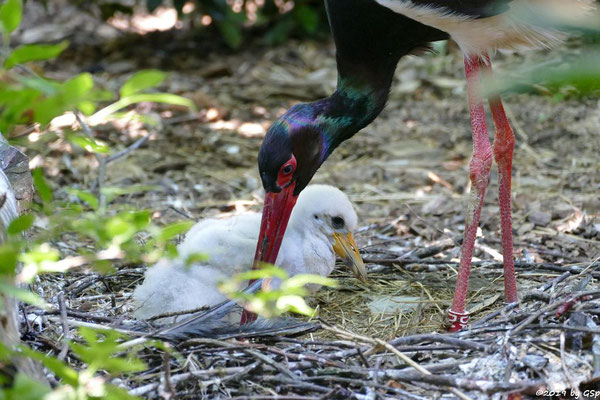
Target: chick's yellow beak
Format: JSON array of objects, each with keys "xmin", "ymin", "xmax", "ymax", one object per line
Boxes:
[{"xmin": 332, "ymin": 232, "xmax": 367, "ymax": 283}]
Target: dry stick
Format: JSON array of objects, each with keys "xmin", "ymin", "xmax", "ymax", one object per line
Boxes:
[
  {"xmin": 529, "ymin": 323, "xmax": 600, "ymax": 335},
  {"xmin": 74, "ymin": 110, "xmax": 153, "ymax": 210},
  {"xmin": 306, "ymin": 375, "xmax": 429, "ymax": 400},
  {"xmin": 106, "ymin": 134, "xmax": 151, "ymax": 163},
  {"xmin": 257, "ymin": 376, "xmax": 341, "ymax": 395},
  {"xmin": 229, "ymin": 397, "xmax": 319, "ymax": 400},
  {"xmin": 578, "ymin": 254, "xmax": 600, "ymax": 276},
  {"xmin": 129, "ymin": 362, "xmax": 260, "ymax": 397},
  {"xmin": 389, "ymin": 333, "xmax": 490, "ymax": 353},
  {"xmin": 42, "ymin": 309, "xmax": 117, "ymax": 324},
  {"xmin": 147, "ymin": 305, "xmax": 211, "ymax": 322},
  {"xmin": 57, "ymin": 293, "xmax": 70, "ymax": 360},
  {"xmin": 560, "ymin": 331, "xmax": 579, "ymax": 396},
  {"xmin": 320, "ymin": 323, "xmax": 472, "ymax": 400},
  {"xmin": 589, "ymin": 318, "xmax": 600, "ymax": 377},
  {"xmin": 381, "ymin": 370, "xmax": 544, "ymax": 394},
  {"xmin": 472, "ymin": 271, "xmax": 571, "ymax": 328},
  {"xmin": 202, "ymin": 340, "xmax": 465, "ymax": 386},
  {"xmin": 186, "ymin": 337, "xmax": 299, "ymax": 381},
  {"xmin": 46, "ymin": 316, "xmax": 144, "ymax": 337},
  {"xmin": 160, "ymin": 350, "xmax": 175, "ymax": 399},
  {"xmin": 503, "ymin": 356, "xmax": 514, "ymax": 395},
  {"xmin": 75, "ymin": 292, "xmax": 131, "ymax": 302},
  {"xmin": 510, "ymin": 290, "xmax": 600, "ymax": 336},
  {"xmin": 31, "ymin": 248, "xmax": 125, "ymax": 281},
  {"xmin": 74, "ymin": 111, "xmax": 107, "ymax": 210},
  {"xmin": 252, "ymin": 344, "xmax": 347, "ymax": 369}
]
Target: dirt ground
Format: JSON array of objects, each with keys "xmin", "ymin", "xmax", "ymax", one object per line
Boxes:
[{"xmin": 14, "ymin": 4, "xmax": 600, "ymax": 398}]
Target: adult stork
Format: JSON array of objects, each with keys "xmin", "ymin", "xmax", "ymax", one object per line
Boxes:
[{"xmin": 245, "ymin": 0, "xmax": 594, "ymax": 330}]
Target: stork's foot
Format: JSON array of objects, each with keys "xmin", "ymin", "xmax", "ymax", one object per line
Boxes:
[{"xmin": 447, "ymin": 309, "xmax": 470, "ymax": 332}]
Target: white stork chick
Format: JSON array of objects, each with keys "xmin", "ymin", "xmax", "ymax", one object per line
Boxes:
[{"xmin": 133, "ymin": 184, "xmax": 366, "ymax": 322}]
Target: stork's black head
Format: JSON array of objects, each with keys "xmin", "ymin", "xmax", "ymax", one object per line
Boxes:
[
  {"xmin": 258, "ymin": 103, "xmax": 326, "ymax": 197},
  {"xmin": 250, "ymin": 103, "xmax": 329, "ymax": 275}
]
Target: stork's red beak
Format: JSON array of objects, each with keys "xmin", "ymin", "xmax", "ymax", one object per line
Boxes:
[
  {"xmin": 253, "ymin": 182, "xmax": 298, "ymax": 266},
  {"xmin": 241, "ymin": 182, "xmax": 298, "ymax": 324}
]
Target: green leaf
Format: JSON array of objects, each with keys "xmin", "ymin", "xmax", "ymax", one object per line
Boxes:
[
  {"xmin": 184, "ymin": 252, "xmax": 208, "ymax": 266},
  {"xmin": 62, "ymin": 72, "xmax": 94, "ymax": 99},
  {"xmin": 0, "ymin": 87, "xmax": 39, "ymax": 133},
  {"xmin": 33, "ymin": 73, "xmax": 95, "ymax": 125},
  {"xmin": 19, "ymin": 244, "xmax": 60, "ymax": 275},
  {"xmin": 265, "ymin": 18, "xmax": 294, "ymax": 45},
  {"xmin": 4, "ymin": 41, "xmax": 69, "ymax": 69},
  {"xmin": 99, "ymin": 3, "xmax": 134, "ymax": 20},
  {"xmin": 217, "ymin": 20, "xmax": 242, "ymax": 49},
  {"xmin": 281, "ymin": 274, "xmax": 337, "ymax": 290},
  {"xmin": 105, "ymin": 385, "xmax": 142, "ymax": 400},
  {"xmin": 146, "ymin": 0, "xmax": 162, "ymax": 12},
  {"xmin": 105, "ymin": 217, "xmax": 135, "ymax": 244},
  {"xmin": 294, "ymin": 5, "xmax": 319, "ymax": 34},
  {"xmin": 157, "ymin": 221, "xmax": 193, "ymax": 241},
  {"xmin": 19, "ymin": 346, "xmax": 79, "ymax": 386},
  {"xmin": 8, "ymin": 373, "xmax": 51, "ymax": 400},
  {"xmin": 71, "ymin": 327, "xmax": 147, "ymax": 374},
  {"xmin": 16, "ymin": 75, "xmax": 59, "ymax": 95},
  {"xmin": 77, "ymin": 100, "xmax": 96, "ymax": 115},
  {"xmin": 65, "ymin": 131, "xmax": 110, "ymax": 154},
  {"xmin": 120, "ymin": 69, "xmax": 167, "ymax": 97},
  {"xmin": 7, "ymin": 213, "xmax": 34, "ymax": 235},
  {"xmin": 93, "ymin": 259, "xmax": 113, "ymax": 274},
  {"xmin": 276, "ymin": 294, "xmax": 315, "ymax": 316},
  {"xmin": 232, "ymin": 265, "xmax": 289, "ymax": 282},
  {"xmin": 0, "ymin": 0, "xmax": 21, "ymax": 34},
  {"xmin": 89, "ymin": 93, "xmax": 195, "ymax": 124},
  {"xmin": 0, "ymin": 243, "xmax": 18, "ymax": 275},
  {"xmin": 68, "ymin": 189, "xmax": 99, "ymax": 210},
  {"xmin": 485, "ymin": 53, "xmax": 600, "ymax": 98},
  {"xmin": 32, "ymin": 168, "xmax": 53, "ymax": 204},
  {"xmin": 0, "ymin": 280, "xmax": 46, "ymax": 307}
]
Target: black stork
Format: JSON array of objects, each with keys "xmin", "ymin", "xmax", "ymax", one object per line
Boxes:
[{"xmin": 243, "ymin": 0, "xmax": 594, "ymax": 331}]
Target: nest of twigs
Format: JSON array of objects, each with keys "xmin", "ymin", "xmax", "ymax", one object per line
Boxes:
[{"xmin": 25, "ymin": 231, "xmax": 600, "ymax": 399}]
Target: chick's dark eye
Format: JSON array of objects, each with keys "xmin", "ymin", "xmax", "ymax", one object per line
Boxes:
[
  {"xmin": 282, "ymin": 164, "xmax": 293, "ymax": 175},
  {"xmin": 332, "ymin": 216, "xmax": 345, "ymax": 229}
]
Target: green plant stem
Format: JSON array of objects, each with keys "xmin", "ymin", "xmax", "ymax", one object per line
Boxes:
[
  {"xmin": 74, "ymin": 111, "xmax": 107, "ymax": 212},
  {"xmin": 89, "ymin": 94, "xmax": 196, "ymax": 125}
]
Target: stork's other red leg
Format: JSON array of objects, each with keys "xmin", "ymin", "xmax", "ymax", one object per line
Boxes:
[
  {"xmin": 448, "ymin": 55, "xmax": 493, "ymax": 332},
  {"xmin": 484, "ymin": 56, "xmax": 518, "ymax": 304}
]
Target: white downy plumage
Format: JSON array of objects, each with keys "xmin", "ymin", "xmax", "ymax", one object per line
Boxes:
[{"xmin": 133, "ymin": 184, "xmax": 366, "ymax": 322}]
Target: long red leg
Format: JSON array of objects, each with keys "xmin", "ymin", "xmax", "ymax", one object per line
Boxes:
[
  {"xmin": 483, "ymin": 55, "xmax": 518, "ymax": 304},
  {"xmin": 448, "ymin": 55, "xmax": 493, "ymax": 332}
]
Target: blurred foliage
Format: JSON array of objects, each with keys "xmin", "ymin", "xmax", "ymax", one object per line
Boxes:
[
  {"xmin": 0, "ymin": 3, "xmax": 338, "ymax": 396},
  {"xmin": 219, "ymin": 264, "xmax": 337, "ymax": 317},
  {"xmin": 486, "ymin": 26, "xmax": 600, "ymax": 100},
  {"xmin": 0, "ymin": 1, "xmax": 186, "ymax": 397},
  {"xmin": 71, "ymin": 0, "xmax": 328, "ymax": 48},
  {"xmin": 488, "ymin": 53, "xmax": 600, "ymax": 100}
]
